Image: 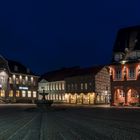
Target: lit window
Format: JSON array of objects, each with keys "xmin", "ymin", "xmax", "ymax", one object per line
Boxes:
[
  {"xmin": 85, "ymin": 83, "xmax": 88, "ymax": 90},
  {"xmin": 115, "ymin": 69, "xmax": 122, "ymax": 80},
  {"xmin": 81, "ymin": 83, "xmax": 83, "ymax": 90},
  {"xmin": 53, "ymin": 83, "xmax": 55, "ymax": 90},
  {"xmin": 16, "ymin": 78, "xmax": 19, "ymax": 84},
  {"xmin": 31, "ymin": 77, "xmax": 33, "ymax": 83},
  {"xmin": 47, "ymin": 84, "xmax": 49, "ymax": 90},
  {"xmin": 33, "ymin": 91, "xmax": 37, "ymax": 98},
  {"xmin": 22, "ymin": 79, "xmax": 26, "ymax": 85},
  {"xmin": 56, "ymin": 94, "xmax": 58, "ymax": 100},
  {"xmin": 9, "ymin": 90, "xmax": 13, "ymax": 97},
  {"xmin": 53, "ymin": 94, "xmax": 55, "ymax": 100},
  {"xmin": 13, "ymin": 75, "xmax": 16, "ymax": 81},
  {"xmin": 16, "ymin": 90, "xmax": 20, "ymax": 97},
  {"xmin": 62, "ymin": 83, "xmax": 64, "ymax": 90},
  {"xmin": 56, "ymin": 83, "xmax": 58, "ymax": 90},
  {"xmin": 0, "ymin": 90, "xmax": 5, "ymax": 97},
  {"xmin": 9, "ymin": 77, "xmax": 13, "ymax": 84},
  {"xmin": 129, "ymin": 67, "xmax": 135, "ymax": 79},
  {"xmin": 59, "ymin": 83, "xmax": 61, "ymax": 90},
  {"xmin": 28, "ymin": 91, "xmax": 31, "ymax": 97},
  {"xmin": 22, "ymin": 91, "xmax": 26, "ymax": 97}
]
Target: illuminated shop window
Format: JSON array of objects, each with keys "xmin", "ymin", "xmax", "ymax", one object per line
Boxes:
[
  {"xmin": 28, "ymin": 91, "xmax": 31, "ymax": 97},
  {"xmin": 25, "ymin": 76, "xmax": 28, "ymax": 81},
  {"xmin": 22, "ymin": 91, "xmax": 26, "ymax": 97},
  {"xmin": 0, "ymin": 90, "xmax": 5, "ymax": 97},
  {"xmin": 62, "ymin": 94, "xmax": 65, "ymax": 100},
  {"xmin": 16, "ymin": 90, "xmax": 20, "ymax": 97},
  {"xmin": 33, "ymin": 91, "xmax": 37, "ymax": 98},
  {"xmin": 9, "ymin": 90, "xmax": 13, "ymax": 97},
  {"xmin": 47, "ymin": 84, "xmax": 49, "ymax": 90}
]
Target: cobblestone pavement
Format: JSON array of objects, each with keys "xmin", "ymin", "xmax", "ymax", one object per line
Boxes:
[{"xmin": 0, "ymin": 104, "xmax": 140, "ymax": 140}]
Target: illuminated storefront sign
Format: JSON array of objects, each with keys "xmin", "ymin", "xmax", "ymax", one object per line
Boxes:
[{"xmin": 19, "ymin": 86, "xmax": 28, "ymax": 90}]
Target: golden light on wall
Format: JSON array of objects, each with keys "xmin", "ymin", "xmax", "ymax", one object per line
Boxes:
[
  {"xmin": 31, "ymin": 77, "xmax": 33, "ymax": 82},
  {"xmin": 25, "ymin": 76, "xmax": 28, "ymax": 81},
  {"xmin": 109, "ymin": 67, "xmax": 112, "ymax": 76},
  {"xmin": 19, "ymin": 75, "xmax": 22, "ymax": 80},
  {"xmin": 138, "ymin": 64, "xmax": 140, "ymax": 74},
  {"xmin": 13, "ymin": 74, "xmax": 16, "ymax": 79},
  {"xmin": 123, "ymin": 65, "xmax": 126, "ymax": 77}
]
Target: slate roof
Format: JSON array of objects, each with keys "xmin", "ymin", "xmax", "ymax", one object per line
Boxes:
[
  {"xmin": 40, "ymin": 66, "xmax": 80, "ymax": 82},
  {"xmin": 41, "ymin": 66, "xmax": 104, "ymax": 81},
  {"xmin": 67, "ymin": 66, "xmax": 104, "ymax": 77},
  {"xmin": 6, "ymin": 59, "xmax": 36, "ymax": 76}
]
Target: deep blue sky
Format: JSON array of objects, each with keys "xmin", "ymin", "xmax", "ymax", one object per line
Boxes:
[{"xmin": 0, "ymin": 0, "xmax": 140, "ymax": 74}]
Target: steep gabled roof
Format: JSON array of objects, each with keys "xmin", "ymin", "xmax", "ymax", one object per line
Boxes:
[
  {"xmin": 67, "ymin": 66, "xmax": 104, "ymax": 77},
  {"xmin": 6, "ymin": 59, "xmax": 36, "ymax": 75}
]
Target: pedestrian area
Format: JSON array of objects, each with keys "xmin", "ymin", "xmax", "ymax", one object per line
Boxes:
[{"xmin": 0, "ymin": 104, "xmax": 140, "ymax": 140}]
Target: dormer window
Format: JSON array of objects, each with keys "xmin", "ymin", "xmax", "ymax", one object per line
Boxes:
[
  {"xmin": 27, "ymin": 68, "xmax": 30, "ymax": 73},
  {"xmin": 136, "ymin": 51, "xmax": 140, "ymax": 58},
  {"xmin": 114, "ymin": 53, "xmax": 123, "ymax": 62},
  {"xmin": 128, "ymin": 51, "xmax": 137, "ymax": 59},
  {"xmin": 14, "ymin": 65, "xmax": 18, "ymax": 71}
]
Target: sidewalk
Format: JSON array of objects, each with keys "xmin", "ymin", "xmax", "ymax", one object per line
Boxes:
[{"xmin": 53, "ymin": 103, "xmax": 140, "ymax": 109}]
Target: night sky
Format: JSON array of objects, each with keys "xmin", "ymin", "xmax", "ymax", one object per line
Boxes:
[{"xmin": 0, "ymin": 0, "xmax": 140, "ymax": 74}]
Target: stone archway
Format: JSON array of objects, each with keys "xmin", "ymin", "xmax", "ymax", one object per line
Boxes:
[
  {"xmin": 114, "ymin": 89, "xmax": 125, "ymax": 105},
  {"xmin": 127, "ymin": 89, "xmax": 139, "ymax": 105}
]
